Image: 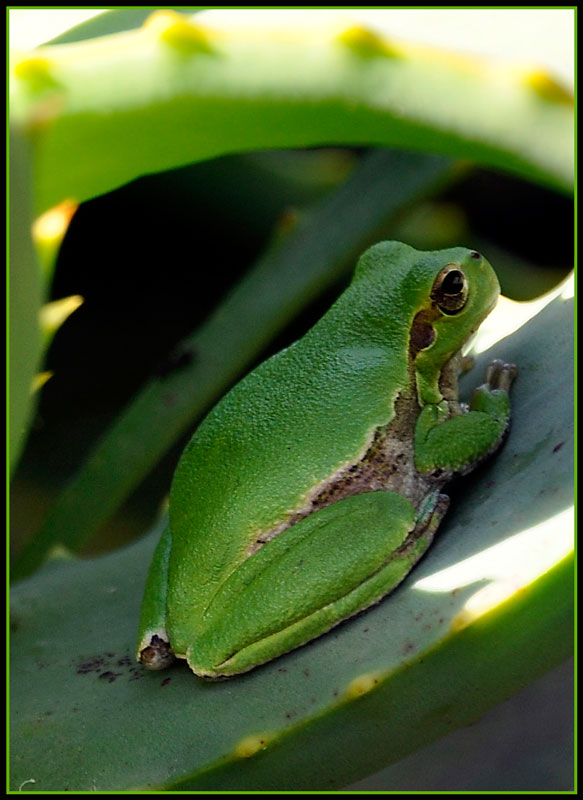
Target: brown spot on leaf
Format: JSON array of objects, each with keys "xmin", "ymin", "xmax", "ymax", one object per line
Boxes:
[
  {"xmin": 98, "ymin": 671, "xmax": 122, "ymax": 684},
  {"xmin": 75, "ymin": 649, "xmax": 147, "ymax": 682},
  {"xmin": 76, "ymin": 655, "xmax": 108, "ymax": 675}
]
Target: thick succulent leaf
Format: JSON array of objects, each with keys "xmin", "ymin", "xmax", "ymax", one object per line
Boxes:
[
  {"xmin": 9, "ymin": 280, "xmax": 573, "ymax": 791},
  {"xmin": 12, "ymin": 149, "xmax": 457, "ymax": 579},
  {"xmin": 9, "ymin": 126, "xmax": 77, "ymax": 473},
  {"xmin": 10, "ymin": 9, "xmax": 572, "ymax": 216},
  {"xmin": 9, "ymin": 9, "xmax": 203, "ymax": 49},
  {"xmin": 8, "ymin": 128, "xmax": 42, "ymax": 473}
]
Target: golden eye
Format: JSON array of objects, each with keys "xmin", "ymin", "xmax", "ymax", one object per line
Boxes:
[{"xmin": 431, "ymin": 264, "xmax": 469, "ymax": 314}]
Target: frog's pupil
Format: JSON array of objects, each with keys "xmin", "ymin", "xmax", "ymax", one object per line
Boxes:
[{"xmin": 442, "ymin": 271, "xmax": 464, "ymax": 295}]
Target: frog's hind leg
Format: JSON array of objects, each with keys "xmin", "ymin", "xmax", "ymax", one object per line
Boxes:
[
  {"xmin": 324, "ymin": 489, "xmax": 449, "ymax": 637},
  {"xmin": 136, "ymin": 524, "xmax": 176, "ymax": 670},
  {"xmin": 187, "ymin": 490, "xmax": 447, "ymax": 678}
]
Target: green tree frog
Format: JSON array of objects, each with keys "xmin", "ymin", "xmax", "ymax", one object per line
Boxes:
[{"xmin": 137, "ymin": 241, "xmax": 516, "ymax": 679}]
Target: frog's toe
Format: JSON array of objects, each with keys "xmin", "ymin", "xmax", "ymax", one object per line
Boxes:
[
  {"xmin": 138, "ymin": 631, "xmax": 176, "ymax": 670},
  {"xmin": 459, "ymin": 354, "xmax": 475, "ymax": 374},
  {"xmin": 486, "ymin": 359, "xmax": 517, "ymax": 392}
]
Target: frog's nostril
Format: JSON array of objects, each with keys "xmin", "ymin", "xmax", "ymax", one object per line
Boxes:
[{"xmin": 470, "ymin": 251, "xmax": 481, "ymax": 260}]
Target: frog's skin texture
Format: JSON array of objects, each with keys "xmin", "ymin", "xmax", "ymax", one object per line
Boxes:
[{"xmin": 137, "ymin": 241, "xmax": 516, "ymax": 679}]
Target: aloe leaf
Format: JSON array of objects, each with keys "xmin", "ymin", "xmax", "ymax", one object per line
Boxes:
[
  {"xmin": 9, "ymin": 279, "xmax": 573, "ymax": 791},
  {"xmin": 45, "ymin": 9, "xmax": 193, "ymax": 45},
  {"xmin": 14, "ymin": 8, "xmax": 203, "ymax": 48},
  {"xmin": 9, "ymin": 117, "xmax": 77, "ymax": 473},
  {"xmin": 11, "ymin": 149, "xmax": 457, "ymax": 580},
  {"xmin": 8, "ymin": 128, "xmax": 42, "ymax": 473},
  {"xmin": 10, "ymin": 10, "xmax": 572, "ymax": 217}
]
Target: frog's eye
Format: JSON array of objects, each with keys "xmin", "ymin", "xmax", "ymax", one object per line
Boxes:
[{"xmin": 431, "ymin": 265, "xmax": 469, "ymax": 314}]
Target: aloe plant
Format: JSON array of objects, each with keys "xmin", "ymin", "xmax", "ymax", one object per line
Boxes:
[{"xmin": 9, "ymin": 9, "xmax": 573, "ymax": 791}]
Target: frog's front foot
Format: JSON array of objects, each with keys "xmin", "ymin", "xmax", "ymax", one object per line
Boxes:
[{"xmin": 485, "ymin": 358, "xmax": 518, "ymax": 393}]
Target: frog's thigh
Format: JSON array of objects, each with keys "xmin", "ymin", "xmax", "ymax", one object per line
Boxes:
[
  {"xmin": 188, "ymin": 491, "xmax": 436, "ymax": 678},
  {"xmin": 136, "ymin": 524, "xmax": 175, "ymax": 670}
]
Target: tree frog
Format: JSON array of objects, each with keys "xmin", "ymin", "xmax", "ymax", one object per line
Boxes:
[{"xmin": 137, "ymin": 241, "xmax": 516, "ymax": 679}]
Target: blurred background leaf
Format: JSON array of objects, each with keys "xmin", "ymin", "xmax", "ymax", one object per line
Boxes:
[{"xmin": 9, "ymin": 128, "xmax": 42, "ymax": 473}]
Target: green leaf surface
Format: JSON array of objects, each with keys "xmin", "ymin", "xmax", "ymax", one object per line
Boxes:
[
  {"xmin": 8, "ymin": 127, "xmax": 42, "ymax": 473},
  {"xmin": 10, "ymin": 11, "xmax": 573, "ymax": 216},
  {"xmin": 12, "ymin": 149, "xmax": 457, "ymax": 579},
  {"xmin": 45, "ymin": 9, "xmax": 200, "ymax": 45},
  {"xmin": 10, "ymin": 282, "xmax": 573, "ymax": 791}
]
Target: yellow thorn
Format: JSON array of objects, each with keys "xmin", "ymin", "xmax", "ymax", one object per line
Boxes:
[
  {"xmin": 521, "ymin": 68, "xmax": 573, "ymax": 105},
  {"xmin": 451, "ymin": 580, "xmax": 529, "ymax": 633},
  {"xmin": 46, "ymin": 543, "xmax": 76, "ymax": 562},
  {"xmin": 144, "ymin": 10, "xmax": 213, "ymax": 54},
  {"xmin": 337, "ymin": 25, "xmax": 399, "ymax": 59},
  {"xmin": 40, "ymin": 295, "xmax": 84, "ymax": 339},
  {"xmin": 345, "ymin": 672, "xmax": 381, "ymax": 699},
  {"xmin": 32, "ymin": 200, "xmax": 78, "ymax": 277},
  {"xmin": 31, "ymin": 371, "xmax": 54, "ymax": 393},
  {"xmin": 143, "ymin": 9, "xmax": 185, "ymax": 31},
  {"xmin": 450, "ymin": 608, "xmax": 474, "ymax": 633},
  {"xmin": 13, "ymin": 56, "xmax": 52, "ymax": 82},
  {"xmin": 32, "ymin": 199, "xmax": 78, "ymax": 248},
  {"xmin": 233, "ymin": 733, "xmax": 271, "ymax": 759},
  {"xmin": 13, "ymin": 56, "xmax": 59, "ymax": 93}
]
